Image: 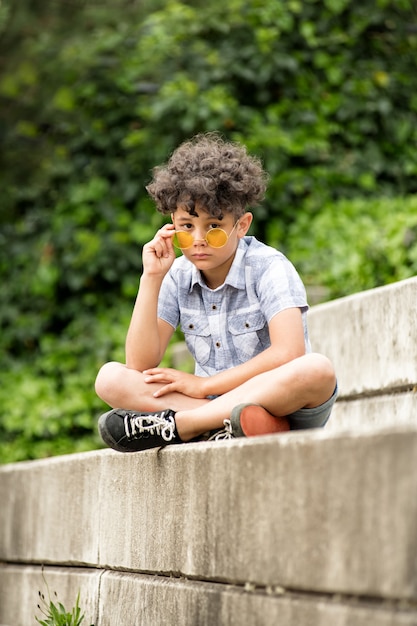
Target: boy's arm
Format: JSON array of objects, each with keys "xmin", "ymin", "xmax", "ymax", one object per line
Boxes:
[
  {"xmin": 125, "ymin": 275, "xmax": 175, "ymax": 371},
  {"xmin": 125, "ymin": 224, "xmax": 177, "ymax": 371}
]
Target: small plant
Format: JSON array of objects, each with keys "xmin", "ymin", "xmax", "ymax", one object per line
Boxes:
[{"xmin": 36, "ymin": 571, "xmax": 94, "ymax": 626}]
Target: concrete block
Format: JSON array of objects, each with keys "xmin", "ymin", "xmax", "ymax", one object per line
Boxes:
[
  {"xmin": 97, "ymin": 428, "xmax": 417, "ymax": 600},
  {"xmin": 2, "ymin": 426, "xmax": 417, "ymax": 601},
  {"xmin": 327, "ymin": 391, "xmax": 417, "ymax": 431},
  {"xmin": 98, "ymin": 571, "xmax": 417, "ymax": 626},
  {"xmin": 308, "ymin": 277, "xmax": 417, "ymax": 396},
  {"xmin": 0, "ymin": 565, "xmax": 99, "ymax": 626},
  {"xmin": 0, "ymin": 452, "xmax": 101, "ymax": 564},
  {"xmin": 1, "ymin": 565, "xmax": 415, "ymax": 626}
]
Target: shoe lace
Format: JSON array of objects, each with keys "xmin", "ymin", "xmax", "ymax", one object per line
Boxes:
[
  {"xmin": 124, "ymin": 410, "xmax": 176, "ymax": 442},
  {"xmin": 208, "ymin": 419, "xmax": 234, "ymax": 441}
]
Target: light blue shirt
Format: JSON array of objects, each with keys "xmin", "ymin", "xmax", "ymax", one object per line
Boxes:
[{"xmin": 157, "ymin": 236, "xmax": 310, "ymax": 377}]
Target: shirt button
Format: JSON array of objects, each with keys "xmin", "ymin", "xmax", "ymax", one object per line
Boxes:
[
  {"xmin": 215, "ymin": 342, "xmax": 221, "ymax": 348},
  {"xmin": 212, "ymin": 305, "xmax": 217, "ymax": 310},
  {"xmin": 245, "ymin": 322, "xmax": 250, "ymax": 328},
  {"xmin": 188, "ymin": 324, "xmax": 194, "ymax": 329}
]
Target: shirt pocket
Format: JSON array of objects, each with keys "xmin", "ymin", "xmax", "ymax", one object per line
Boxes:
[
  {"xmin": 180, "ymin": 315, "xmax": 211, "ymax": 365},
  {"xmin": 228, "ymin": 311, "xmax": 267, "ymax": 362}
]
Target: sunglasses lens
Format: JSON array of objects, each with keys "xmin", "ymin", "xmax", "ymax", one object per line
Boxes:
[
  {"xmin": 173, "ymin": 231, "xmax": 193, "ymax": 249},
  {"xmin": 206, "ymin": 228, "xmax": 228, "ymax": 248},
  {"xmin": 173, "ymin": 227, "xmax": 230, "ymax": 249}
]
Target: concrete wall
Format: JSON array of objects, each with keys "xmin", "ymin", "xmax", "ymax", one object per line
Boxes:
[
  {"xmin": 308, "ymin": 277, "xmax": 417, "ymax": 432},
  {"xmin": 1, "ymin": 277, "xmax": 417, "ymax": 625}
]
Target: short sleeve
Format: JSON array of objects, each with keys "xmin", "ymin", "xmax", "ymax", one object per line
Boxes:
[
  {"xmin": 256, "ymin": 255, "xmax": 308, "ymax": 323},
  {"xmin": 157, "ymin": 271, "xmax": 180, "ymax": 330}
]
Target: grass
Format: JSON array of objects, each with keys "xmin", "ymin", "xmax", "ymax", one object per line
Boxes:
[{"xmin": 36, "ymin": 571, "xmax": 94, "ymax": 626}]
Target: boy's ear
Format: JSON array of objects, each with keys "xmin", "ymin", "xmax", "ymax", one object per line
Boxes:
[{"xmin": 238, "ymin": 212, "xmax": 253, "ymax": 237}]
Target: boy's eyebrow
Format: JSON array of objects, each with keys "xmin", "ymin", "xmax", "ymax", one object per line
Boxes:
[
  {"xmin": 175, "ymin": 216, "xmax": 195, "ymax": 222},
  {"xmin": 175, "ymin": 215, "xmax": 224, "ymax": 223}
]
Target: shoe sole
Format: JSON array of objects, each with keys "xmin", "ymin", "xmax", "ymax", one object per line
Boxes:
[{"xmin": 231, "ymin": 403, "xmax": 290, "ymax": 437}]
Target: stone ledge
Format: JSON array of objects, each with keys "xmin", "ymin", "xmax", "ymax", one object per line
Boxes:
[
  {"xmin": 326, "ymin": 390, "xmax": 417, "ymax": 431},
  {"xmin": 1, "ymin": 425, "xmax": 417, "ymax": 600},
  {"xmin": 1, "ymin": 565, "xmax": 416, "ymax": 626},
  {"xmin": 308, "ymin": 277, "xmax": 417, "ymax": 396}
]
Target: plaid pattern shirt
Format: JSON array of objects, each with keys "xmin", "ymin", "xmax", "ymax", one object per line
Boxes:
[{"xmin": 157, "ymin": 236, "xmax": 310, "ymax": 377}]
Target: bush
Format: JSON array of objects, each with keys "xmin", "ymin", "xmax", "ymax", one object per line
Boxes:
[{"xmin": 288, "ymin": 195, "xmax": 417, "ymax": 299}]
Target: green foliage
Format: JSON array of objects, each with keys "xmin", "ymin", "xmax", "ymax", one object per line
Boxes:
[
  {"xmin": 288, "ymin": 195, "xmax": 417, "ymax": 299},
  {"xmin": 36, "ymin": 570, "xmax": 93, "ymax": 626},
  {"xmin": 36, "ymin": 592, "xmax": 85, "ymax": 626},
  {"xmin": 0, "ymin": 309, "xmax": 128, "ymax": 463},
  {"xmin": 0, "ymin": 0, "xmax": 416, "ymax": 462}
]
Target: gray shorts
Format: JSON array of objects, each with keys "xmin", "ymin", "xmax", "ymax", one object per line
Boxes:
[{"xmin": 288, "ymin": 384, "xmax": 338, "ymax": 430}]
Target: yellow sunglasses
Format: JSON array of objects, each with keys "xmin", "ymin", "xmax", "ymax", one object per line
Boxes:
[{"xmin": 173, "ymin": 221, "xmax": 239, "ymax": 250}]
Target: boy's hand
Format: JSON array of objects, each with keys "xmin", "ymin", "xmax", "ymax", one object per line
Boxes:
[
  {"xmin": 143, "ymin": 368, "xmax": 208, "ymax": 399},
  {"xmin": 142, "ymin": 224, "xmax": 176, "ymax": 276}
]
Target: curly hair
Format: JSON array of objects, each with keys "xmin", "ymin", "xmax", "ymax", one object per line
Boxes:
[{"xmin": 146, "ymin": 133, "xmax": 269, "ymax": 219}]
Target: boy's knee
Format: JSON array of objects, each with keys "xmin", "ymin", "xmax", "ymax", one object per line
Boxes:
[
  {"xmin": 95, "ymin": 361, "xmax": 123, "ymax": 402},
  {"xmin": 307, "ymin": 352, "xmax": 336, "ymax": 392}
]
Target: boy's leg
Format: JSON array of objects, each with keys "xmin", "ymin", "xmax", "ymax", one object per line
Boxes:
[
  {"xmin": 96, "ymin": 353, "xmax": 336, "ymax": 447},
  {"xmin": 174, "ymin": 353, "xmax": 336, "ymax": 440},
  {"xmin": 95, "ymin": 361, "xmax": 210, "ymax": 412}
]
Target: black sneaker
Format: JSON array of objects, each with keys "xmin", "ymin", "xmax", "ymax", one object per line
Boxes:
[{"xmin": 98, "ymin": 408, "xmax": 181, "ymax": 452}]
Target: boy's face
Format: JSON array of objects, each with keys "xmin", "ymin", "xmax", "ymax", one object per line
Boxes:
[{"xmin": 171, "ymin": 204, "xmax": 252, "ymax": 284}]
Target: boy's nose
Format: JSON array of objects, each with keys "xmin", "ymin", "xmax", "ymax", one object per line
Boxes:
[{"xmin": 193, "ymin": 228, "xmax": 207, "ymax": 243}]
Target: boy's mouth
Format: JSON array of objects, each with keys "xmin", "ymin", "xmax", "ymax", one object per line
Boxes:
[{"xmin": 192, "ymin": 253, "xmax": 210, "ymax": 259}]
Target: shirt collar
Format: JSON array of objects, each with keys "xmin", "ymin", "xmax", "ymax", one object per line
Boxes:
[{"xmin": 189, "ymin": 238, "xmax": 249, "ymax": 292}]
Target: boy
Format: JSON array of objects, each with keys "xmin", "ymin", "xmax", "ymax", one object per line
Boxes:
[{"xmin": 95, "ymin": 133, "xmax": 337, "ymax": 452}]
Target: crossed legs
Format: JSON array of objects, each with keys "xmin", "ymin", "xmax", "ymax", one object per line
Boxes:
[{"xmin": 95, "ymin": 353, "xmax": 336, "ymax": 442}]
